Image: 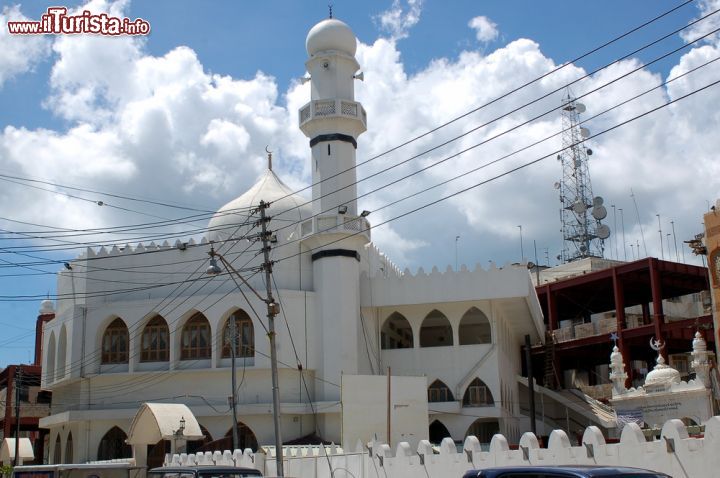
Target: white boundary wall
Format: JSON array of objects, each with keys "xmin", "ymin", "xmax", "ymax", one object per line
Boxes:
[{"xmin": 164, "ymin": 416, "xmax": 720, "ymax": 478}]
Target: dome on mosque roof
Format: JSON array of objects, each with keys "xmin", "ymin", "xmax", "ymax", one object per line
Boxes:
[
  {"xmin": 39, "ymin": 299, "xmax": 55, "ymax": 315},
  {"xmin": 207, "ymin": 169, "xmax": 311, "ymax": 244},
  {"xmin": 644, "ymin": 354, "xmax": 681, "ymax": 389},
  {"xmin": 306, "ymin": 18, "xmax": 357, "ymax": 57}
]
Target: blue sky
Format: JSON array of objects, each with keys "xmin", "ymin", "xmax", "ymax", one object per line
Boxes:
[{"xmin": 1, "ymin": 0, "xmax": 718, "ymax": 366}]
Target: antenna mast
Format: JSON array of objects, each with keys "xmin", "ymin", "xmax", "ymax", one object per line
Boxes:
[{"xmin": 556, "ymin": 90, "xmax": 610, "ymax": 263}]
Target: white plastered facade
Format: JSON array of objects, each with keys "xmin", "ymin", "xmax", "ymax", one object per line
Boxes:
[{"xmin": 38, "ymin": 17, "xmax": 544, "ymax": 464}]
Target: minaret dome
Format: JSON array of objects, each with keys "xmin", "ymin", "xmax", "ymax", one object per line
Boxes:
[{"xmin": 306, "ymin": 18, "xmax": 357, "ymax": 57}]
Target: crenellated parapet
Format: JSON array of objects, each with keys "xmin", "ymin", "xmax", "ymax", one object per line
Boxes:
[
  {"xmin": 77, "ymin": 237, "xmax": 208, "ymax": 259},
  {"xmin": 163, "ymin": 417, "xmax": 720, "ymax": 478},
  {"xmin": 363, "ymin": 242, "xmax": 402, "ymax": 278},
  {"xmin": 361, "ymin": 261, "xmax": 536, "ymax": 307}
]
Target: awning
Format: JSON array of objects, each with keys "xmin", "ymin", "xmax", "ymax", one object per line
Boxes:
[
  {"xmin": 1, "ymin": 438, "xmax": 34, "ymax": 463},
  {"xmin": 126, "ymin": 403, "xmax": 204, "ymax": 445}
]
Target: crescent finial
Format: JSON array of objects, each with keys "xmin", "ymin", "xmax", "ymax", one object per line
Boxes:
[{"xmin": 265, "ymin": 146, "xmax": 273, "ymax": 170}]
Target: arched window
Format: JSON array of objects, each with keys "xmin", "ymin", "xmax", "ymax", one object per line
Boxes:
[
  {"xmin": 102, "ymin": 318, "xmax": 129, "ymax": 364},
  {"xmin": 181, "ymin": 313, "xmax": 211, "ymax": 360},
  {"xmin": 428, "ymin": 379, "xmax": 454, "ymax": 402},
  {"xmin": 97, "ymin": 426, "xmax": 132, "ymax": 461},
  {"xmin": 420, "ymin": 309, "xmax": 453, "ymax": 347},
  {"xmin": 56, "ymin": 325, "xmax": 67, "ymax": 379},
  {"xmin": 46, "ymin": 332, "xmax": 56, "ymax": 383},
  {"xmin": 463, "ymin": 378, "xmax": 494, "ymax": 407},
  {"xmin": 53, "ymin": 434, "xmax": 61, "ymax": 464},
  {"xmin": 459, "ymin": 307, "xmax": 492, "ymax": 345},
  {"xmin": 141, "ymin": 316, "xmax": 169, "ymax": 362},
  {"xmin": 381, "ymin": 312, "xmax": 413, "ymax": 349},
  {"xmin": 65, "ymin": 432, "xmax": 73, "ymax": 463},
  {"xmin": 222, "ymin": 310, "xmax": 254, "ymax": 358}
]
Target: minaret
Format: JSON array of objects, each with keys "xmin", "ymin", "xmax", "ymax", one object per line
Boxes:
[
  {"xmin": 609, "ymin": 345, "xmax": 628, "ymax": 397},
  {"xmin": 691, "ymin": 331, "xmax": 710, "ymax": 387},
  {"xmin": 299, "ymin": 18, "xmax": 369, "ymax": 425},
  {"xmin": 300, "ymin": 17, "xmax": 366, "ymax": 215}
]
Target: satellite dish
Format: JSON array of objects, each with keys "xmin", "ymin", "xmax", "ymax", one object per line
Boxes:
[
  {"xmin": 557, "ymin": 154, "xmax": 562, "ymax": 161},
  {"xmin": 586, "ymin": 148, "xmax": 593, "ymax": 156},
  {"xmin": 574, "ymin": 159, "xmax": 582, "ymax": 167},
  {"xmin": 592, "ymin": 205, "xmax": 608, "ymax": 220},
  {"xmin": 575, "ymin": 103, "xmax": 586, "ymax": 113},
  {"xmin": 580, "ymin": 127, "xmax": 590, "ymax": 138},
  {"xmin": 579, "ymin": 245, "xmax": 587, "ymax": 252},
  {"xmin": 573, "ymin": 201, "xmax": 587, "ymax": 214},
  {"xmin": 593, "ymin": 196, "xmax": 604, "ymax": 207},
  {"xmin": 553, "ymin": 182, "xmax": 561, "ymax": 190},
  {"xmin": 597, "ymin": 224, "xmax": 611, "ymax": 239}
]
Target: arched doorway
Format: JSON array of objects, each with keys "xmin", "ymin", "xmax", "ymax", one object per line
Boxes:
[
  {"xmin": 465, "ymin": 419, "xmax": 499, "ymax": 445},
  {"xmin": 52, "ymin": 434, "xmax": 61, "ymax": 464},
  {"xmin": 429, "ymin": 420, "xmax": 451, "ymax": 444},
  {"xmin": 223, "ymin": 423, "xmax": 258, "ymax": 451},
  {"xmin": 64, "ymin": 432, "xmax": 73, "ymax": 464},
  {"xmin": 147, "ymin": 440, "xmax": 169, "ymax": 469},
  {"xmin": 97, "ymin": 426, "xmax": 132, "ymax": 461},
  {"xmin": 185, "ymin": 425, "xmax": 213, "ymax": 454}
]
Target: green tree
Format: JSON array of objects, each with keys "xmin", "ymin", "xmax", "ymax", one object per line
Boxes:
[{"xmin": 0, "ymin": 464, "xmax": 13, "ymax": 478}]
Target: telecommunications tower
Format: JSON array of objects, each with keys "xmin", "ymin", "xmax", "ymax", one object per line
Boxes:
[{"xmin": 556, "ymin": 91, "xmax": 610, "ymax": 262}]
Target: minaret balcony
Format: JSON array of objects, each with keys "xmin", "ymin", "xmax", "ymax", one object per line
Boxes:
[
  {"xmin": 299, "ymin": 214, "xmax": 371, "ymax": 241},
  {"xmin": 299, "ymin": 99, "xmax": 367, "ymax": 130}
]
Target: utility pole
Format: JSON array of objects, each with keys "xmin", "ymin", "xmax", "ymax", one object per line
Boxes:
[
  {"xmin": 259, "ymin": 200, "xmax": 284, "ymax": 477},
  {"xmin": 14, "ymin": 366, "xmax": 22, "ymax": 466},
  {"xmin": 227, "ymin": 318, "xmax": 239, "ymax": 451},
  {"xmin": 206, "ymin": 200, "xmax": 283, "ymax": 475}
]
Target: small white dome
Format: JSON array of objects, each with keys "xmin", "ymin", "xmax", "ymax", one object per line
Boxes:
[
  {"xmin": 306, "ymin": 18, "xmax": 357, "ymax": 57},
  {"xmin": 39, "ymin": 299, "xmax": 55, "ymax": 315},
  {"xmin": 644, "ymin": 355, "xmax": 681, "ymax": 388},
  {"xmin": 207, "ymin": 169, "xmax": 311, "ymax": 244}
]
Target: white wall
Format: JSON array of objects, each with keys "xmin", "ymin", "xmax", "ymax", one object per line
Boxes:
[
  {"xmin": 166, "ymin": 416, "xmax": 720, "ymax": 478},
  {"xmin": 341, "ymin": 375, "xmax": 428, "ymax": 450}
]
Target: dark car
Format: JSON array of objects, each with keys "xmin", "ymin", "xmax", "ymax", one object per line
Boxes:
[
  {"xmin": 148, "ymin": 465, "xmax": 263, "ymax": 478},
  {"xmin": 462, "ymin": 465, "xmax": 672, "ymax": 477}
]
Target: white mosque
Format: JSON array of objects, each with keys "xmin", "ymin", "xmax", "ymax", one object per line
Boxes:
[{"xmin": 37, "ymin": 17, "xmax": 544, "ymax": 466}]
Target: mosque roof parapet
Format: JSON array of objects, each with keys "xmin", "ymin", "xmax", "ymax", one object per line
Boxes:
[
  {"xmin": 361, "ymin": 260, "xmax": 539, "ymax": 306},
  {"xmin": 77, "ymin": 237, "xmax": 207, "ymax": 260}
]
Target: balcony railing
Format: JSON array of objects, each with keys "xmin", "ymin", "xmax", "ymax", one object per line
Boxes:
[
  {"xmin": 299, "ymin": 99, "xmax": 367, "ymax": 129},
  {"xmin": 300, "ymin": 214, "xmax": 370, "ymax": 240}
]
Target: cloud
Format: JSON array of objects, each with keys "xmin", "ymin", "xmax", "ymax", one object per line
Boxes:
[
  {"xmin": 375, "ymin": 0, "xmax": 423, "ymax": 41},
  {"xmin": 680, "ymin": 0, "xmax": 720, "ymax": 44},
  {"xmin": 0, "ymin": 5, "xmax": 52, "ymax": 88},
  {"xmin": 1, "ymin": 0, "xmax": 719, "ymax": 273},
  {"xmin": 468, "ymin": 16, "xmax": 499, "ymax": 43}
]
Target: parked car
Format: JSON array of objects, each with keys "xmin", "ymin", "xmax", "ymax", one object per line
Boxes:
[
  {"xmin": 462, "ymin": 465, "xmax": 672, "ymax": 477},
  {"xmin": 148, "ymin": 466, "xmax": 263, "ymax": 478},
  {"xmin": 13, "ymin": 462, "xmax": 144, "ymax": 478}
]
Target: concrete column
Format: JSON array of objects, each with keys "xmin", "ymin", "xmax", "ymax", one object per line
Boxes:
[
  {"xmin": 649, "ymin": 259, "xmax": 666, "ymax": 360},
  {"xmin": 612, "ymin": 269, "xmax": 632, "ymax": 387}
]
